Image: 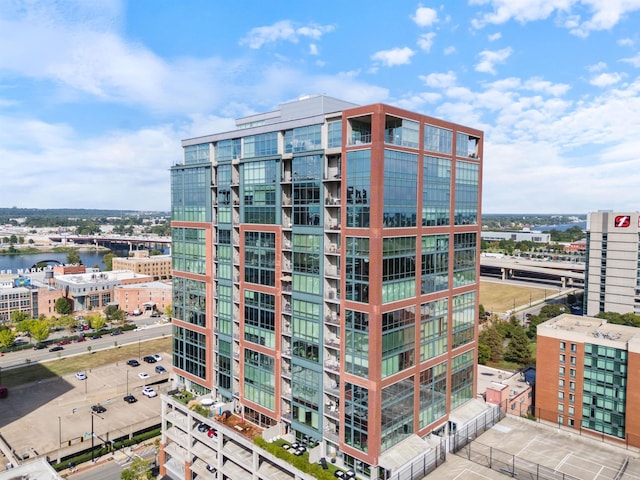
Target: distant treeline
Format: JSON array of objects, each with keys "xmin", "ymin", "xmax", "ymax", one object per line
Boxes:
[
  {"xmin": 0, "ymin": 208, "xmax": 169, "ymax": 228},
  {"xmin": 482, "ymin": 214, "xmax": 585, "ymax": 231}
]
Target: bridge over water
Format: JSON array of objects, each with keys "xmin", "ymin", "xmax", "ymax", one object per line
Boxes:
[{"xmin": 48, "ymin": 235, "xmax": 171, "ymax": 252}]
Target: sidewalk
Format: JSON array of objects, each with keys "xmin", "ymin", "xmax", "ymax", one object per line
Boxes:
[{"xmin": 62, "ymin": 440, "xmax": 156, "ymax": 478}]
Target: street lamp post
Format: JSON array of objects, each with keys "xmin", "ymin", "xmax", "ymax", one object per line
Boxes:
[
  {"xmin": 58, "ymin": 416, "xmax": 61, "ymax": 464},
  {"xmin": 91, "ymin": 413, "xmax": 95, "ymax": 463}
]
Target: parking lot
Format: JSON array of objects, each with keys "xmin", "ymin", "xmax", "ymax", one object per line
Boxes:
[
  {"xmin": 0, "ymin": 352, "xmax": 171, "ymax": 463},
  {"xmin": 430, "ymin": 416, "xmax": 640, "ymax": 480}
]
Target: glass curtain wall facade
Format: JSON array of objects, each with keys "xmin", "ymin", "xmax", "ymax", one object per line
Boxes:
[{"xmin": 169, "ymin": 97, "xmax": 483, "ymax": 480}]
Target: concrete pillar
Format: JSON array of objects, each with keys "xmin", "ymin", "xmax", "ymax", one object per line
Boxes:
[{"xmin": 501, "ymin": 268, "xmax": 506, "ymax": 280}]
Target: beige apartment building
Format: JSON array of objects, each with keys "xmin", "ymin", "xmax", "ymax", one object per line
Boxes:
[{"xmin": 111, "ymin": 251, "xmax": 172, "ymax": 280}]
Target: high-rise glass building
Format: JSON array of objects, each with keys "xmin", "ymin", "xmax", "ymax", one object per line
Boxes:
[
  {"xmin": 166, "ymin": 95, "xmax": 483, "ymax": 479},
  {"xmin": 584, "ymin": 211, "xmax": 640, "ymax": 317}
]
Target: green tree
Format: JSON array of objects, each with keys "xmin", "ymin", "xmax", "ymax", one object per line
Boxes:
[
  {"xmin": 0, "ymin": 329, "xmax": 16, "ymax": 350},
  {"xmin": 120, "ymin": 456, "xmax": 153, "ymax": 480},
  {"xmin": 10, "ymin": 310, "xmax": 29, "ymax": 324},
  {"xmin": 88, "ymin": 314, "xmax": 106, "ymax": 331},
  {"xmin": 504, "ymin": 327, "xmax": 531, "ymax": 365},
  {"xmin": 103, "ymin": 253, "xmax": 116, "ymax": 271},
  {"xmin": 17, "ymin": 319, "xmax": 36, "ymax": 335},
  {"xmin": 9, "ymin": 234, "xmax": 17, "ymax": 244},
  {"xmin": 66, "ymin": 250, "xmax": 82, "ymax": 265},
  {"xmin": 478, "ymin": 343, "xmax": 491, "ymax": 365},
  {"xmin": 30, "ymin": 320, "xmax": 51, "ymax": 343},
  {"xmin": 54, "ymin": 297, "xmax": 73, "ymax": 315},
  {"xmin": 478, "ymin": 304, "xmax": 486, "ymax": 321},
  {"xmin": 104, "ymin": 305, "xmax": 126, "ymax": 325},
  {"xmin": 57, "ymin": 315, "xmax": 76, "ymax": 335},
  {"xmin": 479, "ymin": 326, "xmax": 504, "ymax": 363},
  {"xmin": 164, "ymin": 304, "xmax": 172, "ymax": 318}
]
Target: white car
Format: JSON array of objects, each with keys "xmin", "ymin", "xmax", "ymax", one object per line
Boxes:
[
  {"xmin": 138, "ymin": 372, "xmax": 149, "ymax": 379},
  {"xmin": 142, "ymin": 386, "xmax": 157, "ymax": 398},
  {"xmin": 151, "ymin": 354, "xmax": 162, "ymax": 362},
  {"xmin": 75, "ymin": 371, "xmax": 87, "ymax": 380}
]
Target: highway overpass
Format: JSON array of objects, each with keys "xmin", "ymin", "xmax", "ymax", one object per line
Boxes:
[{"xmin": 480, "ymin": 255, "xmax": 584, "ymax": 287}]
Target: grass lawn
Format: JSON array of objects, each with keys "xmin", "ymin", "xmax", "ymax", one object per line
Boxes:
[
  {"xmin": 480, "ymin": 280, "xmax": 557, "ymax": 313},
  {"xmin": 1, "ymin": 336, "xmax": 172, "ymax": 388}
]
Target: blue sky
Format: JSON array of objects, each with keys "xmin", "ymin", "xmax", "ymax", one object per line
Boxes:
[{"xmin": 1, "ymin": 0, "xmax": 640, "ymax": 213}]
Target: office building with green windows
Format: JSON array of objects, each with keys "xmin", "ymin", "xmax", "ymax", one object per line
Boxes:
[{"xmin": 163, "ymin": 95, "xmax": 483, "ymax": 479}]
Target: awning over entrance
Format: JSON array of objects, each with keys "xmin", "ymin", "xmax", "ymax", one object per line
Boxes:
[
  {"xmin": 448, "ymin": 398, "xmax": 493, "ymax": 429},
  {"xmin": 377, "ymin": 434, "xmax": 429, "ymax": 471},
  {"xmin": 142, "ymin": 301, "xmax": 156, "ymax": 308}
]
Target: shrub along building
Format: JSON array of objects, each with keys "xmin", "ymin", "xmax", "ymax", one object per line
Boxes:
[{"xmin": 164, "ymin": 95, "xmax": 483, "ymax": 479}]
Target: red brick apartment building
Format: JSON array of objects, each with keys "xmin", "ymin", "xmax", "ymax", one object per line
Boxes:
[{"xmin": 537, "ymin": 314, "xmax": 640, "ymax": 447}]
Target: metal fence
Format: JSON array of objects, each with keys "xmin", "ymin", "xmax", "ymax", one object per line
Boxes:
[
  {"xmin": 456, "ymin": 441, "xmax": 581, "ymax": 480},
  {"xmin": 387, "ymin": 437, "xmax": 446, "ymax": 480},
  {"xmin": 451, "ymin": 404, "xmax": 505, "ymax": 453}
]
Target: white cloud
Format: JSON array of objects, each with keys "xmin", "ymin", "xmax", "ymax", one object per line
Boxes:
[
  {"xmin": 411, "ymin": 6, "xmax": 438, "ymax": 27},
  {"xmin": 0, "ymin": 2, "xmax": 247, "ymax": 114},
  {"xmin": 470, "ymin": 0, "xmax": 572, "ymax": 29},
  {"xmin": 417, "ymin": 33, "xmax": 436, "ymax": 52},
  {"xmin": 475, "ymin": 47, "xmax": 513, "ymax": 74},
  {"xmin": 309, "ymin": 43, "xmax": 319, "ymax": 55},
  {"xmin": 371, "ymin": 47, "xmax": 415, "ymax": 67},
  {"xmin": 590, "ymin": 72, "xmax": 623, "ymax": 87},
  {"xmin": 443, "ymin": 45, "xmax": 457, "ymax": 55},
  {"xmin": 587, "ymin": 61, "xmax": 608, "ymax": 72},
  {"xmin": 622, "ymin": 53, "xmax": 640, "ymax": 67},
  {"xmin": 488, "ymin": 32, "xmax": 502, "ymax": 41},
  {"xmin": 522, "ymin": 77, "xmax": 571, "ymax": 96},
  {"xmin": 239, "ymin": 21, "xmax": 335, "ymax": 49},
  {"xmin": 618, "ymin": 37, "xmax": 634, "ymax": 47},
  {"xmin": 419, "ymin": 71, "xmax": 457, "ymax": 88},
  {"xmin": 470, "ymin": 0, "xmax": 640, "ymax": 37}
]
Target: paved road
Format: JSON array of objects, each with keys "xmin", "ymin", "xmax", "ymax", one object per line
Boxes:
[
  {"xmin": 67, "ymin": 445, "xmax": 157, "ymax": 480},
  {"xmin": 0, "ymin": 323, "xmax": 172, "ymax": 370}
]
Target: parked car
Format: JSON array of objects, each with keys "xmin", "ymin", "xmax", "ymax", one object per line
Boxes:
[
  {"xmin": 142, "ymin": 386, "xmax": 157, "ymax": 398},
  {"xmin": 126, "ymin": 359, "xmax": 140, "ymax": 367},
  {"xmin": 155, "ymin": 365, "xmax": 167, "ymax": 374},
  {"xmin": 75, "ymin": 372, "xmax": 87, "ymax": 380},
  {"xmin": 151, "ymin": 354, "xmax": 162, "ymax": 362},
  {"xmin": 207, "ymin": 428, "xmax": 217, "ymax": 438},
  {"xmin": 138, "ymin": 372, "xmax": 149, "ymax": 379},
  {"xmin": 110, "ymin": 329, "xmax": 123, "ymax": 336},
  {"xmin": 197, "ymin": 423, "xmax": 210, "ymax": 433},
  {"xmin": 143, "ymin": 355, "xmax": 156, "ymax": 364},
  {"xmin": 90, "ymin": 334, "xmax": 102, "ymax": 340},
  {"xmin": 57, "ymin": 339, "xmax": 71, "ymax": 346},
  {"xmin": 123, "ymin": 394, "xmax": 137, "ymax": 404},
  {"xmin": 76, "ymin": 337, "xmax": 87, "ymax": 342},
  {"xmin": 91, "ymin": 404, "xmax": 106, "ymax": 414},
  {"xmin": 49, "ymin": 346, "xmax": 64, "ymax": 352},
  {"xmin": 33, "ymin": 343, "xmax": 46, "ymax": 350}
]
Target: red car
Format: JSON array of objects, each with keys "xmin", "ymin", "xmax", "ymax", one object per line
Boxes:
[
  {"xmin": 57, "ymin": 340, "xmax": 72, "ymax": 346},
  {"xmin": 76, "ymin": 337, "xmax": 87, "ymax": 342}
]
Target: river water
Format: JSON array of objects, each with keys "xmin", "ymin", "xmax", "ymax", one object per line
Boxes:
[{"xmin": 0, "ymin": 249, "xmax": 129, "ymax": 274}]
